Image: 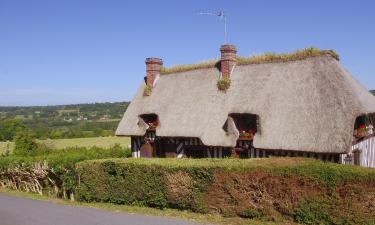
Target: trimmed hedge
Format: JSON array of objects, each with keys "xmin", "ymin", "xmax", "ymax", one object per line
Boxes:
[{"xmin": 76, "ymin": 158, "xmax": 375, "ymax": 224}]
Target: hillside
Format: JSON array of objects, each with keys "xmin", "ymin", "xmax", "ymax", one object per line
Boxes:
[{"xmin": 0, "ymin": 102, "xmax": 129, "ymax": 140}]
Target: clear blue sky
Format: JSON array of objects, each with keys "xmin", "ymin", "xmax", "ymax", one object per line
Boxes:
[{"xmin": 1, "ymin": 0, "xmax": 374, "ymax": 106}]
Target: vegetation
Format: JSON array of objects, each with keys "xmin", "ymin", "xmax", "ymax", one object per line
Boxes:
[
  {"xmin": 217, "ymin": 78, "xmax": 231, "ymax": 91},
  {"xmin": 76, "ymin": 157, "xmax": 375, "ymax": 224},
  {"xmin": 0, "ymin": 102, "xmax": 129, "ymax": 140},
  {"xmin": 236, "ymin": 47, "xmax": 339, "ymax": 65},
  {"xmin": 371, "ymin": 90, "xmax": 375, "ymax": 96},
  {"xmin": 160, "ymin": 48, "xmax": 339, "ymax": 75},
  {"xmin": 0, "ymin": 144, "xmax": 130, "ymax": 199},
  {"xmin": 143, "ymin": 86, "xmax": 152, "ymax": 96},
  {"xmin": 160, "ymin": 60, "xmax": 217, "ymax": 75},
  {"xmin": 0, "ymin": 136, "xmax": 130, "ymax": 156}
]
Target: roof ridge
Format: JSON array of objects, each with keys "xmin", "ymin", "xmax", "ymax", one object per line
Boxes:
[{"xmin": 160, "ymin": 47, "xmax": 339, "ymax": 75}]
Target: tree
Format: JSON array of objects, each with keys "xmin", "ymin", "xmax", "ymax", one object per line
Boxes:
[
  {"xmin": 13, "ymin": 130, "xmax": 38, "ymax": 156},
  {"xmin": 0, "ymin": 119, "xmax": 25, "ymax": 141}
]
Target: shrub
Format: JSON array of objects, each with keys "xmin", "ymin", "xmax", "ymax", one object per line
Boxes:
[
  {"xmin": 76, "ymin": 158, "xmax": 375, "ymax": 223},
  {"xmin": 13, "ymin": 130, "xmax": 38, "ymax": 156}
]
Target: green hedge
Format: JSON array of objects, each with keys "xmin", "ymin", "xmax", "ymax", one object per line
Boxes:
[
  {"xmin": 0, "ymin": 145, "xmax": 131, "ymax": 197},
  {"xmin": 76, "ymin": 158, "xmax": 375, "ymax": 224}
]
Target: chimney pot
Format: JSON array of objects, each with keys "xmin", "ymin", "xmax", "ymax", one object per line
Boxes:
[
  {"xmin": 220, "ymin": 44, "xmax": 237, "ymax": 79},
  {"xmin": 145, "ymin": 57, "xmax": 163, "ymax": 87}
]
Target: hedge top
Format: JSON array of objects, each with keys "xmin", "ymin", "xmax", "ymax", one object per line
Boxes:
[{"xmin": 76, "ymin": 157, "xmax": 375, "ymax": 190}]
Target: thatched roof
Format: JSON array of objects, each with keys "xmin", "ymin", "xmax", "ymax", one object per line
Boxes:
[{"xmin": 116, "ymin": 54, "xmax": 375, "ymax": 153}]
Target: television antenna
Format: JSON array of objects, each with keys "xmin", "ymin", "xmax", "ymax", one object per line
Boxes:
[{"xmin": 198, "ymin": 10, "xmax": 228, "ymax": 44}]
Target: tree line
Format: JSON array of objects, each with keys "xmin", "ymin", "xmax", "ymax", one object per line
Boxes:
[{"xmin": 0, "ymin": 102, "xmax": 129, "ymax": 141}]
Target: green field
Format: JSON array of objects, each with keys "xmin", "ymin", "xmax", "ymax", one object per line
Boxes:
[{"xmin": 0, "ymin": 136, "xmax": 130, "ymax": 154}]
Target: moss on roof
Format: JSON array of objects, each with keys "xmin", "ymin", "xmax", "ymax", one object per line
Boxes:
[{"xmin": 160, "ymin": 47, "xmax": 339, "ymax": 75}]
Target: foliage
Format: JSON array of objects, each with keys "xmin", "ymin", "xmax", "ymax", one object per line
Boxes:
[
  {"xmin": 76, "ymin": 158, "xmax": 375, "ymax": 224},
  {"xmin": 13, "ymin": 130, "xmax": 38, "ymax": 156},
  {"xmin": 143, "ymin": 86, "xmax": 152, "ymax": 96},
  {"xmin": 0, "ymin": 102, "xmax": 129, "ymax": 140},
  {"xmin": 159, "ymin": 48, "xmax": 339, "ymax": 75},
  {"xmin": 371, "ymin": 90, "xmax": 375, "ymax": 96},
  {"xmin": 294, "ymin": 197, "xmax": 333, "ymax": 225},
  {"xmin": 0, "ymin": 119, "xmax": 25, "ymax": 141},
  {"xmin": 0, "ymin": 145, "xmax": 131, "ymax": 198},
  {"xmin": 1, "ymin": 136, "xmax": 130, "ymax": 156},
  {"xmin": 76, "ymin": 159, "xmax": 217, "ymax": 210},
  {"xmin": 217, "ymin": 78, "xmax": 231, "ymax": 91},
  {"xmin": 239, "ymin": 209, "xmax": 264, "ymax": 219}
]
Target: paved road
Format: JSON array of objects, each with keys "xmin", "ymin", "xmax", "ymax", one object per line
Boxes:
[{"xmin": 0, "ymin": 194, "xmax": 203, "ymax": 225}]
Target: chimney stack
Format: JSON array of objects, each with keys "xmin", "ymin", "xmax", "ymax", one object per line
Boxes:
[
  {"xmin": 145, "ymin": 57, "xmax": 163, "ymax": 87},
  {"xmin": 220, "ymin": 44, "xmax": 237, "ymax": 79}
]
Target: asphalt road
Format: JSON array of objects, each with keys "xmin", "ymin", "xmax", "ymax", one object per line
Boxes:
[{"xmin": 0, "ymin": 194, "xmax": 203, "ymax": 225}]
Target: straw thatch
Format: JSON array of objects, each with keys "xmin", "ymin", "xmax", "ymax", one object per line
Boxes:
[{"xmin": 116, "ymin": 54, "xmax": 375, "ymax": 153}]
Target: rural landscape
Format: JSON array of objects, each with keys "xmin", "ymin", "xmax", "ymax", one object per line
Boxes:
[{"xmin": 1, "ymin": 1, "xmax": 375, "ymax": 225}]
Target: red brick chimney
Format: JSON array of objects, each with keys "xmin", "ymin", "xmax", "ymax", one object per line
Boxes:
[
  {"xmin": 220, "ymin": 44, "xmax": 237, "ymax": 79},
  {"xmin": 145, "ymin": 57, "xmax": 163, "ymax": 87}
]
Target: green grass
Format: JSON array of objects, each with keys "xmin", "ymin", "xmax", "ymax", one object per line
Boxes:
[
  {"xmin": 0, "ymin": 141, "xmax": 13, "ymax": 155},
  {"xmin": 39, "ymin": 136, "xmax": 130, "ymax": 149},
  {"xmin": 0, "ymin": 136, "xmax": 130, "ymax": 154},
  {"xmin": 0, "ymin": 188, "xmax": 285, "ymax": 225}
]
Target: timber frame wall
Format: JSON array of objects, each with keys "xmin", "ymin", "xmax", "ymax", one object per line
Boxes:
[{"xmin": 130, "ymin": 134, "xmax": 341, "ymax": 163}]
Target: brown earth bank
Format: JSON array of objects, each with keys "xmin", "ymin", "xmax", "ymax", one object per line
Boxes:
[{"xmin": 76, "ymin": 158, "xmax": 375, "ymax": 225}]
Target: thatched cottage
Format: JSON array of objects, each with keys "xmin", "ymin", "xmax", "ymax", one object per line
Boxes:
[{"xmin": 116, "ymin": 45, "xmax": 375, "ymax": 167}]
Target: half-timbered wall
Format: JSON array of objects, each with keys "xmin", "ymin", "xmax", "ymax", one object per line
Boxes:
[
  {"xmin": 131, "ymin": 135, "xmax": 341, "ymax": 162},
  {"xmin": 340, "ymin": 135, "xmax": 375, "ymax": 168}
]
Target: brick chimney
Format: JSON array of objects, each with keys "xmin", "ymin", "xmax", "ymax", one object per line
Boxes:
[
  {"xmin": 220, "ymin": 44, "xmax": 237, "ymax": 79},
  {"xmin": 145, "ymin": 57, "xmax": 163, "ymax": 87}
]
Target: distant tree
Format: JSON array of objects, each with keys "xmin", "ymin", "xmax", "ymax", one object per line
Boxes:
[
  {"xmin": 13, "ymin": 130, "xmax": 38, "ymax": 156},
  {"xmin": 0, "ymin": 119, "xmax": 25, "ymax": 141},
  {"xmin": 371, "ymin": 90, "xmax": 375, "ymax": 96}
]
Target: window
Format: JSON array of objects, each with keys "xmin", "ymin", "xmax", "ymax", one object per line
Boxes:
[
  {"xmin": 353, "ymin": 114, "xmax": 374, "ymax": 140},
  {"xmin": 139, "ymin": 114, "xmax": 159, "ymax": 130},
  {"xmin": 223, "ymin": 113, "xmax": 259, "ymax": 140}
]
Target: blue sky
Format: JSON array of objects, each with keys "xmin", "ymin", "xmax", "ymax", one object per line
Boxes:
[{"xmin": 1, "ymin": 0, "xmax": 374, "ymax": 106}]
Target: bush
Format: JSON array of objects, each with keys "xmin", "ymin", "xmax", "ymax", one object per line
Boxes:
[
  {"xmin": 76, "ymin": 158, "xmax": 375, "ymax": 223},
  {"xmin": 13, "ymin": 130, "xmax": 38, "ymax": 156}
]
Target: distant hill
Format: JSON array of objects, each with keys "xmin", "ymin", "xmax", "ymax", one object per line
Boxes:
[
  {"xmin": 0, "ymin": 102, "xmax": 129, "ymax": 140},
  {"xmin": 371, "ymin": 90, "xmax": 375, "ymax": 96}
]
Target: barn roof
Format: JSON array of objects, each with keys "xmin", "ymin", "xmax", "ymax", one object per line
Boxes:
[{"xmin": 116, "ymin": 50, "xmax": 375, "ymax": 154}]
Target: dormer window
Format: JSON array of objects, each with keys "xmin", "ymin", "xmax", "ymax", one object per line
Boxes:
[
  {"xmin": 139, "ymin": 113, "xmax": 159, "ymax": 131},
  {"xmin": 353, "ymin": 114, "xmax": 374, "ymax": 141},
  {"xmin": 224, "ymin": 113, "xmax": 259, "ymax": 140}
]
